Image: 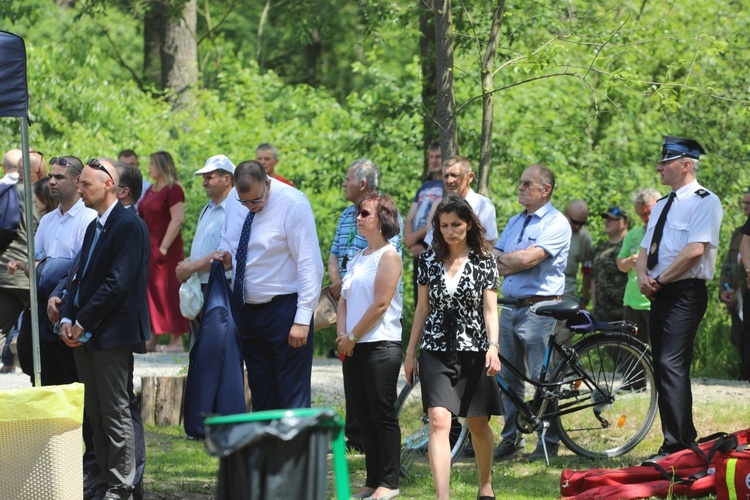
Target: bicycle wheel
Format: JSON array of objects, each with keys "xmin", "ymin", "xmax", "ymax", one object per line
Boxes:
[
  {"xmin": 550, "ymin": 333, "xmax": 657, "ymax": 458},
  {"xmin": 394, "ymin": 379, "xmax": 469, "ymax": 477}
]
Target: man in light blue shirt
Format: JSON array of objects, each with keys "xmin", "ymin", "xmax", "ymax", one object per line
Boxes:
[
  {"xmin": 176, "ymin": 155, "xmax": 235, "ymax": 342},
  {"xmin": 493, "ymin": 164, "xmax": 571, "ymax": 462}
]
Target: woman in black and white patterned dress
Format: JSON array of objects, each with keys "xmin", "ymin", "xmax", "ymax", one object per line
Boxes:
[{"xmin": 404, "ymin": 194, "xmax": 502, "ymax": 500}]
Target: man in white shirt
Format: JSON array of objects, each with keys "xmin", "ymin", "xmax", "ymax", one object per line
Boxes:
[
  {"xmin": 424, "ymin": 155, "xmax": 498, "ymax": 245},
  {"xmin": 11, "ymin": 156, "xmax": 96, "ymax": 385},
  {"xmin": 637, "ymin": 136, "xmax": 723, "ymax": 459},
  {"xmin": 176, "ymin": 155, "xmax": 235, "ymax": 344},
  {"xmin": 217, "ymin": 160, "xmax": 323, "ymax": 410},
  {"xmin": 0, "ymin": 148, "xmax": 22, "ymax": 185}
]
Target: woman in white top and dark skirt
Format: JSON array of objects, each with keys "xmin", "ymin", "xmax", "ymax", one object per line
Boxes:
[
  {"xmin": 404, "ymin": 194, "xmax": 502, "ymax": 500},
  {"xmin": 337, "ymin": 194, "xmax": 403, "ymax": 500}
]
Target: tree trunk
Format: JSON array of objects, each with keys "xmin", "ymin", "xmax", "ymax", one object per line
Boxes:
[
  {"xmin": 477, "ymin": 0, "xmax": 506, "ymax": 196},
  {"xmin": 434, "ymin": 0, "xmax": 458, "ymax": 158},
  {"xmin": 143, "ymin": 2, "xmax": 167, "ymax": 89},
  {"xmin": 420, "ymin": 1, "xmax": 438, "ymax": 179},
  {"xmin": 161, "ymin": 0, "xmax": 198, "ymax": 109}
]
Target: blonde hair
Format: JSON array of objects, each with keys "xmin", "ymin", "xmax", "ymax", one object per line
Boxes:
[{"xmin": 149, "ymin": 151, "xmax": 180, "ymax": 186}]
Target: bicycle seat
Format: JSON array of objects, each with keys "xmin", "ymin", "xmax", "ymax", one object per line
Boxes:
[{"xmin": 533, "ymin": 299, "xmax": 580, "ymax": 320}]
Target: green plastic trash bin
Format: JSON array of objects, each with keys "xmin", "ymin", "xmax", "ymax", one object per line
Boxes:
[{"xmin": 205, "ymin": 408, "xmax": 350, "ymax": 500}]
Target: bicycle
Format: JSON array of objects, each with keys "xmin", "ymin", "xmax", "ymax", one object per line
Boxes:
[{"xmin": 395, "ymin": 298, "xmax": 657, "ymax": 476}]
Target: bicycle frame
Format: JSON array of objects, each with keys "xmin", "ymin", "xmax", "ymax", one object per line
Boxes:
[{"xmin": 493, "ymin": 317, "xmax": 650, "ymax": 434}]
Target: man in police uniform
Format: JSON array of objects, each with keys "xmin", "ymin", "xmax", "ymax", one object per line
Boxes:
[{"xmin": 636, "ymin": 136, "xmax": 723, "ymax": 458}]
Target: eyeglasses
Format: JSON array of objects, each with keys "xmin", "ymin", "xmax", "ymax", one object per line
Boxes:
[
  {"xmin": 86, "ymin": 158, "xmax": 114, "ymax": 182},
  {"xmin": 742, "ymin": 201, "xmax": 750, "ymax": 206},
  {"xmin": 568, "ymin": 216, "xmax": 586, "ymax": 227},
  {"xmin": 50, "ymin": 157, "xmax": 82, "ymax": 173},
  {"xmin": 517, "ymin": 179, "xmax": 541, "ymax": 189},
  {"xmin": 237, "ymin": 181, "xmax": 268, "ymax": 205},
  {"xmin": 357, "ymin": 209, "xmax": 376, "ymax": 219}
]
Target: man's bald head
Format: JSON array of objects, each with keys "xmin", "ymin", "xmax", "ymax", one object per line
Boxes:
[
  {"xmin": 565, "ymin": 200, "xmax": 589, "ymax": 233},
  {"xmin": 2, "ymin": 149, "xmax": 22, "ymax": 173}
]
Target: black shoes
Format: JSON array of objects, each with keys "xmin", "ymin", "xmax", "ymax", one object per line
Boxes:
[
  {"xmin": 493, "ymin": 439, "xmax": 524, "ymax": 460},
  {"xmin": 527, "ymin": 443, "xmax": 559, "ymax": 462}
]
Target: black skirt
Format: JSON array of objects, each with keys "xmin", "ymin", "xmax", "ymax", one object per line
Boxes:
[{"xmin": 418, "ymin": 349, "xmax": 503, "ymax": 418}]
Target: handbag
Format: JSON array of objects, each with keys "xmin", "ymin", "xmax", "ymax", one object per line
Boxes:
[
  {"xmin": 313, "ymin": 285, "xmax": 337, "ymax": 332},
  {"xmin": 179, "ymin": 273, "xmax": 203, "ymax": 320}
]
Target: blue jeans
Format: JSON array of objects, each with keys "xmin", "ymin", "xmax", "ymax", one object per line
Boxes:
[{"xmin": 499, "ymin": 304, "xmax": 559, "ymax": 447}]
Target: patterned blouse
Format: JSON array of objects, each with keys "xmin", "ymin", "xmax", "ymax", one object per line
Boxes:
[{"xmin": 417, "ymin": 248, "xmax": 499, "ymax": 352}]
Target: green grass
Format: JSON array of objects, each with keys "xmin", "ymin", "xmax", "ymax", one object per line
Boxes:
[{"xmin": 143, "ymin": 398, "xmax": 748, "ymax": 499}]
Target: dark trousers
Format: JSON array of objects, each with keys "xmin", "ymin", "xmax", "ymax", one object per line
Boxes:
[
  {"xmin": 238, "ymin": 293, "xmax": 313, "ymax": 410},
  {"xmin": 342, "ymin": 361, "xmax": 366, "ymax": 447},
  {"xmin": 75, "ymin": 344, "xmax": 137, "ymax": 498},
  {"xmin": 624, "ymin": 305, "xmax": 651, "ymax": 345},
  {"xmin": 649, "ymin": 279, "xmax": 707, "ymax": 453},
  {"xmin": 0, "ymin": 287, "xmax": 28, "ymax": 366},
  {"xmin": 343, "ymin": 341, "xmax": 401, "ymax": 489}
]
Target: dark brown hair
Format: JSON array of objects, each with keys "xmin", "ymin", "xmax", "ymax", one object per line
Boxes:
[
  {"xmin": 431, "ymin": 194, "xmax": 492, "ymax": 261},
  {"xmin": 358, "ymin": 193, "xmax": 400, "ymax": 240}
]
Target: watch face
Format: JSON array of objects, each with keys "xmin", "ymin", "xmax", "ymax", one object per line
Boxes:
[{"xmin": 348, "ymin": 333, "xmax": 355, "ymax": 341}]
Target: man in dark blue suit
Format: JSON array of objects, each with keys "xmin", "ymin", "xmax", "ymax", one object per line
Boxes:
[{"xmin": 61, "ymin": 158, "xmax": 150, "ymax": 500}]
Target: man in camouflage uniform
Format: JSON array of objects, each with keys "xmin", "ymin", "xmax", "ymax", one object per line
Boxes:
[{"xmin": 592, "ymin": 206, "xmax": 630, "ymax": 321}]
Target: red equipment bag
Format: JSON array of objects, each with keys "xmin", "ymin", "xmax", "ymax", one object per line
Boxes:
[
  {"xmin": 715, "ymin": 443, "xmax": 750, "ymax": 500},
  {"xmin": 561, "ymin": 428, "xmax": 750, "ymax": 500}
]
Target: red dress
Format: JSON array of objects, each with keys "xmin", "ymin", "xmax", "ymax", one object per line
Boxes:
[{"xmin": 137, "ymin": 183, "xmax": 190, "ymax": 335}]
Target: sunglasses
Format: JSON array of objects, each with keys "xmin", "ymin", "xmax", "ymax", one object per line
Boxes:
[
  {"xmin": 50, "ymin": 157, "xmax": 82, "ymax": 172},
  {"xmin": 568, "ymin": 216, "xmax": 586, "ymax": 226},
  {"xmin": 236, "ymin": 181, "xmax": 268, "ymax": 205},
  {"xmin": 517, "ymin": 179, "xmax": 541, "ymax": 189},
  {"xmin": 86, "ymin": 158, "xmax": 114, "ymax": 182},
  {"xmin": 357, "ymin": 209, "xmax": 376, "ymax": 219}
]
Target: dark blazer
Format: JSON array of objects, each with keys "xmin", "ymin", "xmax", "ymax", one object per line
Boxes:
[{"xmin": 61, "ymin": 202, "xmax": 150, "ymax": 352}]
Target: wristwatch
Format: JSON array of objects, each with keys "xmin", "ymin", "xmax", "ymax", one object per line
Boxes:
[
  {"xmin": 348, "ymin": 333, "xmax": 357, "ymax": 342},
  {"xmin": 655, "ymin": 275, "xmax": 663, "ymax": 286},
  {"xmin": 489, "ymin": 341, "xmax": 499, "ymax": 349}
]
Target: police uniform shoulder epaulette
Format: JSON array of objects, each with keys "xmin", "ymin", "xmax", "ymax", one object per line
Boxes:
[{"xmin": 695, "ymin": 189, "xmax": 709, "ymax": 198}]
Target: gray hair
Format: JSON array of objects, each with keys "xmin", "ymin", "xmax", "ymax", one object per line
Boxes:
[
  {"xmin": 349, "ymin": 158, "xmax": 380, "ymax": 193},
  {"xmin": 256, "ymin": 143, "xmax": 279, "ymax": 159},
  {"xmin": 631, "ymin": 188, "xmax": 661, "ymax": 207}
]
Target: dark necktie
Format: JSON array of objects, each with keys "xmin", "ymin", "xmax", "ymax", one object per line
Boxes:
[
  {"xmin": 647, "ymin": 192, "xmax": 676, "ymax": 270},
  {"xmin": 231, "ymin": 210, "xmax": 255, "ymax": 314},
  {"xmin": 517, "ymin": 214, "xmax": 533, "ymax": 244},
  {"xmin": 75, "ymin": 221, "xmax": 103, "ymax": 307}
]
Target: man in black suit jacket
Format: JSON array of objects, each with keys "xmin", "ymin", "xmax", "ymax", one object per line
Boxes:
[{"xmin": 61, "ymin": 158, "xmax": 150, "ymax": 500}]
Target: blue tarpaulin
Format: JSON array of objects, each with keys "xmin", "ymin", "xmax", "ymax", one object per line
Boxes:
[{"xmin": 0, "ymin": 31, "xmax": 28, "ymax": 118}]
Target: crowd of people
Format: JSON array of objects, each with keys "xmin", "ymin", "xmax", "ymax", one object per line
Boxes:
[{"xmin": 0, "ymin": 134, "xmax": 745, "ymax": 499}]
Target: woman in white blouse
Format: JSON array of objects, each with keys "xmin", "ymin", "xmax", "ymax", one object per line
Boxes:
[
  {"xmin": 337, "ymin": 194, "xmax": 403, "ymax": 500},
  {"xmin": 404, "ymin": 194, "xmax": 502, "ymax": 500}
]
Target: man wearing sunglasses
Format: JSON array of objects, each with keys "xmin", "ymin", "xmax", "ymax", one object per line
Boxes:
[
  {"xmin": 59, "ymin": 158, "xmax": 150, "ymax": 500},
  {"xmin": 636, "ymin": 136, "xmax": 723, "ymax": 460},
  {"xmin": 562, "ymin": 200, "xmax": 593, "ymax": 309},
  {"xmin": 216, "ymin": 160, "xmax": 323, "ymax": 411}
]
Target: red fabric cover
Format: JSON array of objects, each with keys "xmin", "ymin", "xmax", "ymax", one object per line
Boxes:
[
  {"xmin": 561, "ymin": 428, "xmax": 750, "ymax": 500},
  {"xmin": 715, "ymin": 445, "xmax": 750, "ymax": 500}
]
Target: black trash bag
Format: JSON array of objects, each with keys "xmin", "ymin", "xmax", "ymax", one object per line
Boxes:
[{"xmin": 205, "ymin": 409, "xmax": 339, "ymax": 500}]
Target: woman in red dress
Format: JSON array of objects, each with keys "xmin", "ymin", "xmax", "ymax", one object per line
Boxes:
[{"xmin": 138, "ymin": 151, "xmax": 190, "ymax": 351}]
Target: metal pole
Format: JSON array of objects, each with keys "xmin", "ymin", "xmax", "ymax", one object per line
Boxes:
[{"xmin": 19, "ymin": 117, "xmax": 41, "ymax": 387}]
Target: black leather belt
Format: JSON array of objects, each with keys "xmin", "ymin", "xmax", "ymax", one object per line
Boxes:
[{"xmin": 512, "ymin": 295, "xmax": 561, "ymax": 307}]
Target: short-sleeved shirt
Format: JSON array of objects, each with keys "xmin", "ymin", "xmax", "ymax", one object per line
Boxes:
[
  {"xmin": 417, "ymin": 249, "xmax": 498, "ymax": 352},
  {"xmin": 592, "ymin": 240, "xmax": 628, "ymax": 321},
  {"xmin": 641, "ymin": 180, "xmax": 723, "ymax": 280},
  {"xmin": 189, "ymin": 194, "xmax": 230, "ymax": 284},
  {"xmin": 563, "ymin": 228, "xmax": 594, "ymax": 300},
  {"xmin": 495, "ymin": 202, "xmax": 571, "ymax": 298},
  {"xmin": 618, "ymin": 227, "xmax": 650, "ymax": 310},
  {"xmin": 411, "ymin": 179, "xmax": 443, "ymax": 232}
]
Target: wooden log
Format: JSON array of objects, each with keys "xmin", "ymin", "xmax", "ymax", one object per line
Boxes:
[
  {"xmin": 141, "ymin": 376, "xmax": 156, "ymax": 426},
  {"xmin": 155, "ymin": 376, "xmax": 186, "ymax": 427}
]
